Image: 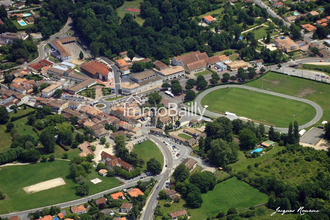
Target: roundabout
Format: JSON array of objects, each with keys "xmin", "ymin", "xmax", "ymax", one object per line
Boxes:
[
  {"xmin": 94, "ymin": 103, "xmax": 106, "ymax": 109},
  {"xmin": 195, "ymin": 85, "xmax": 323, "ymax": 133}
]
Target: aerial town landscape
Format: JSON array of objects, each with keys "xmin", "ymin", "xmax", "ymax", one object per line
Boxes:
[{"xmin": 0, "ymin": 0, "xmax": 329, "ymax": 219}]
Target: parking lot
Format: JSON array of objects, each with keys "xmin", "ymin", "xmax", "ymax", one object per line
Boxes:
[{"xmin": 300, "ymin": 127, "xmax": 324, "ymax": 145}]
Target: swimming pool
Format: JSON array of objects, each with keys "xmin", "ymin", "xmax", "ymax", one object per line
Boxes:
[
  {"xmin": 250, "ymin": 148, "xmax": 263, "ymax": 154},
  {"xmin": 23, "ymin": 13, "xmax": 31, "ymax": 17},
  {"xmin": 293, "ymin": 12, "xmax": 299, "ymax": 16},
  {"xmin": 18, "ymin": 20, "xmax": 27, "ymax": 26}
]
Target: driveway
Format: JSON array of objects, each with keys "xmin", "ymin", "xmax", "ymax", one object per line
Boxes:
[{"xmin": 194, "ymin": 85, "xmax": 323, "ymax": 133}]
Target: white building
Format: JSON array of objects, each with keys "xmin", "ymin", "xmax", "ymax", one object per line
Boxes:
[
  {"xmin": 41, "ymin": 82, "xmax": 63, "ymax": 98},
  {"xmin": 156, "ymin": 66, "xmax": 185, "ymax": 80}
]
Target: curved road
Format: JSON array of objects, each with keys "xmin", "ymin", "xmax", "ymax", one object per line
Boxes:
[
  {"xmin": 140, "ymin": 134, "xmax": 174, "ymax": 220},
  {"xmin": 195, "ymin": 85, "xmax": 323, "ymax": 133}
]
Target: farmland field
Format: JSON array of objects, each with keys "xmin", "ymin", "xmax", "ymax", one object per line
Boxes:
[{"xmin": 201, "ymin": 87, "xmax": 316, "ymax": 127}]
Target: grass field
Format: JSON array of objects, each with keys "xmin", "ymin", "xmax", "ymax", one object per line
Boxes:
[
  {"xmin": 195, "ymin": 69, "xmax": 212, "ymax": 77},
  {"xmin": 189, "ymin": 178, "xmax": 268, "ymax": 219},
  {"xmin": 201, "ymin": 87, "xmax": 316, "ymax": 127},
  {"xmin": 116, "ymin": 0, "xmax": 145, "ymax": 25},
  {"xmin": 301, "ymin": 64, "xmax": 330, "ymax": 75},
  {"xmin": 158, "ymin": 178, "xmax": 268, "ymax": 220},
  {"xmin": 247, "ymin": 72, "xmax": 330, "ymax": 125},
  {"xmin": 132, "ymin": 140, "xmax": 164, "ymax": 170},
  {"xmin": 0, "ymin": 108, "xmax": 36, "ymax": 152},
  {"xmin": 251, "ymin": 26, "xmax": 277, "ymax": 40},
  {"xmin": 178, "ymin": 133, "xmax": 192, "ymax": 140},
  {"xmin": 12, "ymin": 117, "xmax": 39, "ymax": 142},
  {"xmin": 198, "ymin": 7, "xmax": 224, "ymax": 19},
  {"xmin": 0, "ymin": 160, "xmax": 120, "ymax": 214},
  {"xmin": 11, "ymin": 19, "xmax": 34, "ymax": 31}
]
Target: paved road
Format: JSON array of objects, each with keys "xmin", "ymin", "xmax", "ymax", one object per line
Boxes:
[
  {"xmin": 140, "ymin": 134, "xmax": 174, "ymax": 220},
  {"xmin": 253, "ymin": 0, "xmax": 290, "ymax": 28},
  {"xmin": 194, "ymin": 85, "xmax": 323, "ymax": 133},
  {"xmin": 99, "ymin": 56, "xmax": 121, "ymax": 95}
]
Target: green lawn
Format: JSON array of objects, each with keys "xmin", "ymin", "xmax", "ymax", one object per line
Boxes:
[
  {"xmin": 198, "ymin": 7, "xmax": 224, "ymax": 19},
  {"xmin": 0, "ymin": 108, "xmax": 36, "ymax": 152},
  {"xmin": 247, "ymin": 72, "xmax": 330, "ymax": 125},
  {"xmin": 11, "ymin": 19, "xmax": 34, "ymax": 30},
  {"xmin": 78, "ymin": 88, "xmax": 96, "ymax": 99},
  {"xmin": 201, "ymin": 87, "xmax": 316, "ymax": 127},
  {"xmin": 250, "ymin": 26, "xmax": 277, "ymax": 40},
  {"xmin": 158, "ymin": 178, "xmax": 268, "ymax": 220},
  {"xmin": 178, "ymin": 133, "xmax": 192, "ymax": 140},
  {"xmin": 0, "ymin": 125, "xmax": 12, "ymax": 152},
  {"xmin": 195, "ymin": 69, "xmax": 212, "ymax": 77},
  {"xmin": 132, "ymin": 140, "xmax": 164, "ymax": 170},
  {"xmin": 0, "ymin": 160, "xmax": 120, "ymax": 214},
  {"xmin": 189, "ymin": 178, "xmax": 268, "ymax": 220},
  {"xmin": 12, "ymin": 117, "xmax": 39, "ymax": 142},
  {"xmin": 116, "ymin": 0, "xmax": 145, "ymax": 25},
  {"xmin": 301, "ymin": 64, "xmax": 330, "ymax": 75}
]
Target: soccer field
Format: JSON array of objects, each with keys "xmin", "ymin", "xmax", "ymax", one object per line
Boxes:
[{"xmin": 201, "ymin": 87, "xmax": 316, "ymax": 127}]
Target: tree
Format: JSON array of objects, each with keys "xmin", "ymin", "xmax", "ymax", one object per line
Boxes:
[
  {"xmin": 28, "ymin": 114, "xmax": 36, "ymax": 125},
  {"xmin": 310, "ymin": 47, "xmax": 319, "ymax": 56},
  {"xmin": 239, "ymin": 128, "xmax": 258, "ymax": 150},
  {"xmin": 265, "ymin": 32, "xmax": 271, "ymax": 43},
  {"xmin": 325, "ymin": 123, "xmax": 330, "ymax": 140},
  {"xmin": 0, "ymin": 106, "xmax": 9, "ymax": 124},
  {"xmin": 247, "ymin": 67, "xmax": 256, "ymax": 79},
  {"xmin": 127, "ymin": 49, "xmax": 135, "ymax": 61},
  {"xmin": 196, "ymin": 80, "xmax": 207, "ymax": 90},
  {"xmin": 260, "ymin": 67, "xmax": 266, "ymax": 74},
  {"xmin": 237, "ymin": 68, "xmax": 248, "ymax": 81},
  {"xmin": 79, "ymin": 51, "xmax": 84, "ymax": 60},
  {"xmin": 186, "ymin": 79, "xmax": 196, "ymax": 87},
  {"xmin": 131, "ymin": 62, "xmax": 145, "ymax": 72},
  {"xmin": 277, "ymin": 63, "xmax": 282, "ymax": 69},
  {"xmin": 76, "ymin": 184, "xmax": 89, "ymax": 196},
  {"xmin": 148, "ymin": 91, "xmax": 162, "ymax": 105},
  {"xmin": 173, "ymin": 163, "xmax": 189, "ymax": 182},
  {"xmin": 175, "ymin": 120, "xmax": 180, "ymax": 127},
  {"xmin": 6, "ymin": 122, "xmax": 14, "ymax": 132},
  {"xmin": 54, "ymin": 89, "xmax": 63, "ymax": 98},
  {"xmin": 222, "ymin": 73, "xmax": 230, "ymax": 82},
  {"xmin": 49, "ymin": 154, "xmax": 55, "ymax": 162},
  {"xmin": 100, "ymin": 137, "xmax": 106, "ymax": 144},
  {"xmin": 293, "ymin": 121, "xmax": 299, "ymax": 145},
  {"xmin": 0, "ymin": 191, "xmax": 5, "ymax": 200},
  {"xmin": 161, "ymin": 83, "xmax": 171, "ymax": 90},
  {"xmin": 184, "ymin": 90, "xmax": 196, "ymax": 102},
  {"xmin": 171, "ymin": 80, "xmax": 182, "ymax": 95},
  {"xmin": 189, "ymin": 171, "xmax": 216, "ymax": 193},
  {"xmin": 19, "ymin": 149, "xmax": 41, "ymax": 162},
  {"xmin": 42, "ymin": 106, "xmax": 52, "ymax": 115},
  {"xmin": 208, "ymin": 139, "xmax": 239, "ymax": 167},
  {"xmin": 186, "ymin": 191, "xmax": 202, "ymax": 208},
  {"xmin": 33, "ymin": 85, "xmax": 39, "ymax": 94},
  {"xmin": 147, "ymin": 158, "xmax": 162, "ymax": 175},
  {"xmin": 40, "ymin": 128, "xmax": 56, "ymax": 153}
]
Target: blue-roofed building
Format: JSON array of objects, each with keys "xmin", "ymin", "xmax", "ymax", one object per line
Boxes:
[{"xmin": 215, "ymin": 62, "xmax": 227, "ymax": 72}]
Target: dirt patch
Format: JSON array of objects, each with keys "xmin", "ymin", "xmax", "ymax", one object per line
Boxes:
[
  {"xmin": 23, "ymin": 178, "xmax": 66, "ymax": 194},
  {"xmin": 297, "ymin": 88, "xmax": 316, "ymax": 98}
]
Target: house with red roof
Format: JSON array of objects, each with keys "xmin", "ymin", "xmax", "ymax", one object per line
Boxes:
[
  {"xmin": 80, "ymin": 60, "xmax": 113, "ymax": 81},
  {"xmin": 203, "ymin": 15, "xmax": 216, "ymax": 24},
  {"xmin": 101, "ymin": 151, "xmax": 133, "ymax": 171}
]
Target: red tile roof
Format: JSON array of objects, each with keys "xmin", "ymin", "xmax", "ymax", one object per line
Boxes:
[
  {"xmin": 111, "ymin": 192, "xmax": 124, "ymax": 200},
  {"xmin": 71, "ymin": 205, "xmax": 86, "ymax": 213},
  {"xmin": 96, "ymin": 197, "xmax": 107, "ymax": 204},
  {"xmin": 203, "ymin": 15, "xmax": 216, "ymax": 22},
  {"xmin": 128, "ymin": 188, "xmax": 144, "ymax": 197},
  {"xmin": 81, "ymin": 60, "xmax": 111, "ymax": 78}
]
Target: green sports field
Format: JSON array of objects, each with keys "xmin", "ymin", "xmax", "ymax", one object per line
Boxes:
[
  {"xmin": 132, "ymin": 140, "xmax": 164, "ymax": 170},
  {"xmin": 247, "ymin": 72, "xmax": 330, "ymax": 125},
  {"xmin": 201, "ymin": 87, "xmax": 316, "ymax": 127},
  {"xmin": 116, "ymin": 0, "xmax": 145, "ymax": 25},
  {"xmin": 0, "ymin": 161, "xmax": 120, "ymax": 214}
]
